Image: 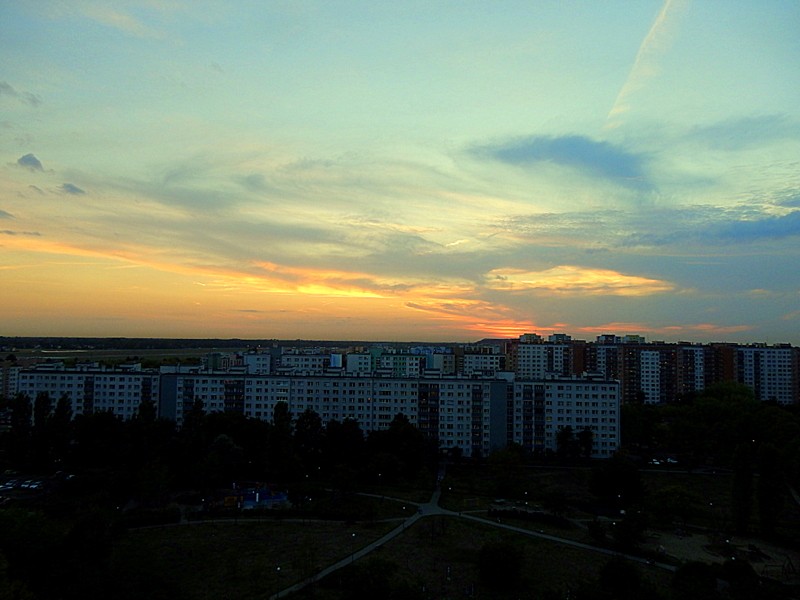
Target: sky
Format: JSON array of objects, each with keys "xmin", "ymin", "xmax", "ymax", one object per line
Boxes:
[{"xmin": 2, "ymin": 1, "xmax": 799, "ymax": 344}]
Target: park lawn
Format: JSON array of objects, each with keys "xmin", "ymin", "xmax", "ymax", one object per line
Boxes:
[
  {"xmin": 441, "ymin": 464, "xmax": 594, "ymax": 510},
  {"xmin": 107, "ymin": 514, "xmax": 674, "ymax": 600},
  {"xmin": 296, "ymin": 516, "xmax": 674, "ymax": 599},
  {"xmin": 108, "ymin": 519, "xmax": 397, "ymax": 600}
]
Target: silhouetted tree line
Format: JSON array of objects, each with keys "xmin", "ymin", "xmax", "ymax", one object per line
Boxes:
[
  {"xmin": 0, "ymin": 395, "xmax": 440, "ymax": 598},
  {"xmin": 621, "ymin": 382, "xmax": 800, "ymax": 538},
  {"xmin": 0, "ymin": 394, "xmax": 438, "ymax": 504}
]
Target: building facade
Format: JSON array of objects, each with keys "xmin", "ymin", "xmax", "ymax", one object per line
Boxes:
[
  {"xmin": 14, "ymin": 362, "xmax": 159, "ymax": 421},
  {"xmin": 10, "ymin": 361, "xmax": 620, "ymax": 458}
]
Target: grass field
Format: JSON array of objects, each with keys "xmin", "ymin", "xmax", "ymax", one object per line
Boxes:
[
  {"xmin": 111, "ymin": 519, "xmax": 398, "ymax": 600},
  {"xmin": 111, "ymin": 516, "xmax": 673, "ymax": 600},
  {"xmin": 75, "ymin": 464, "xmax": 800, "ymax": 599}
]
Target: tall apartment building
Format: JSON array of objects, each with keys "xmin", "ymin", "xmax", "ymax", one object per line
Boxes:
[
  {"xmin": 460, "ymin": 346, "xmax": 505, "ymax": 377},
  {"xmin": 1, "ymin": 365, "xmax": 21, "ymax": 401},
  {"xmin": 737, "ymin": 344, "xmax": 799, "ymax": 406},
  {"xmin": 508, "ymin": 375, "xmax": 620, "ymax": 458},
  {"xmin": 510, "ymin": 341, "xmax": 574, "ymax": 379},
  {"xmin": 14, "ymin": 362, "xmax": 159, "ymax": 420},
  {"xmin": 377, "ymin": 354, "xmax": 426, "ymax": 378},
  {"xmin": 513, "ymin": 335, "xmax": 798, "ymax": 405}
]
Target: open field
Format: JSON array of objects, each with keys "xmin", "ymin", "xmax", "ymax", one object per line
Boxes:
[
  {"xmin": 11, "ymin": 347, "xmax": 217, "ymax": 365},
  {"xmin": 111, "ymin": 516, "xmax": 673, "ymax": 600},
  {"xmin": 111, "ymin": 519, "xmax": 398, "ymax": 600}
]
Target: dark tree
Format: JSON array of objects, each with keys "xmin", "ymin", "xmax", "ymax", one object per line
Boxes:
[
  {"xmin": 33, "ymin": 392, "xmax": 52, "ymax": 429},
  {"xmin": 324, "ymin": 418, "xmax": 364, "ymax": 470},
  {"xmin": 294, "ymin": 408, "xmax": 325, "ymax": 472},
  {"xmin": 367, "ymin": 413, "xmax": 435, "ymax": 483},
  {"xmin": 176, "ymin": 398, "xmax": 207, "ymax": 486},
  {"xmin": 201, "ymin": 434, "xmax": 245, "ymax": 489},
  {"xmin": 52, "ymin": 393, "xmax": 73, "ymax": 426},
  {"xmin": 6, "ymin": 393, "xmax": 32, "ymax": 467},
  {"xmin": 731, "ymin": 442, "xmax": 754, "ymax": 534},
  {"xmin": 590, "ymin": 453, "xmax": 644, "ymax": 510},
  {"xmin": 268, "ymin": 401, "xmax": 297, "ymax": 478},
  {"xmin": 556, "ymin": 425, "xmax": 575, "ymax": 458},
  {"xmin": 31, "ymin": 392, "xmax": 53, "ymax": 469},
  {"xmin": 182, "ymin": 398, "xmax": 206, "ymax": 434},
  {"xmin": 71, "ymin": 411, "xmax": 128, "ymax": 470},
  {"xmin": 135, "ymin": 398, "xmax": 157, "ymax": 423},
  {"xmin": 757, "ymin": 443, "xmax": 783, "ymax": 537},
  {"xmin": 578, "ymin": 427, "xmax": 594, "ymax": 458}
]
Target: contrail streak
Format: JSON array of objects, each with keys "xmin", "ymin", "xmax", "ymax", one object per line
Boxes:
[{"xmin": 606, "ymin": 0, "xmax": 689, "ymax": 130}]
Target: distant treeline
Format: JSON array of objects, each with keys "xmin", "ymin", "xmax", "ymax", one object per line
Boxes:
[{"xmin": 0, "ymin": 337, "xmax": 456, "ymax": 351}]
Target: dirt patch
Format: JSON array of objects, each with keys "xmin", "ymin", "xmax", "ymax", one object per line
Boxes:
[{"xmin": 645, "ymin": 528, "xmax": 800, "ymax": 582}]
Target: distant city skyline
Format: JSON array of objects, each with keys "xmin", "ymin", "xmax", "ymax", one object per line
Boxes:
[{"xmin": 2, "ymin": 2, "xmax": 799, "ymax": 344}]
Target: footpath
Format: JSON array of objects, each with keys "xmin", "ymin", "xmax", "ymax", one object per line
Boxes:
[{"xmin": 268, "ymin": 464, "xmax": 675, "ymax": 599}]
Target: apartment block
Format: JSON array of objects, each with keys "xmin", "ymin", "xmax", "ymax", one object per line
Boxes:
[
  {"xmin": 508, "ymin": 376, "xmax": 620, "ymax": 458},
  {"xmin": 737, "ymin": 344, "xmax": 799, "ymax": 405},
  {"xmin": 159, "ymin": 370, "xmax": 509, "ymax": 457},
  {"xmin": 14, "ymin": 362, "xmax": 159, "ymax": 421}
]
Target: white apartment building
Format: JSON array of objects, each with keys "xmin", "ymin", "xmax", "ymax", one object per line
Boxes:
[
  {"xmin": 509, "ymin": 376, "xmax": 620, "ymax": 458},
  {"xmin": 345, "ymin": 353, "xmax": 373, "ymax": 374},
  {"xmin": 377, "ymin": 354, "xmax": 425, "ymax": 378},
  {"xmin": 242, "ymin": 352, "xmax": 272, "ymax": 374},
  {"xmin": 426, "ymin": 353, "xmax": 457, "ymax": 376},
  {"xmin": 279, "ymin": 353, "xmax": 331, "ymax": 375},
  {"xmin": 461, "ymin": 352, "xmax": 504, "ymax": 377},
  {"xmin": 737, "ymin": 345, "xmax": 798, "ymax": 405},
  {"xmin": 11, "ymin": 360, "xmax": 621, "ymax": 459},
  {"xmin": 677, "ymin": 345, "xmax": 706, "ymax": 396},
  {"xmin": 590, "ymin": 345, "xmax": 622, "ymax": 381},
  {"xmin": 159, "ymin": 372, "xmax": 508, "ymax": 457},
  {"xmin": 639, "ymin": 350, "xmax": 661, "ymax": 404},
  {"xmin": 2, "ymin": 366, "xmax": 21, "ymax": 400},
  {"xmin": 15, "ymin": 362, "xmax": 159, "ymax": 421},
  {"xmin": 515, "ymin": 343, "xmax": 571, "ymax": 379}
]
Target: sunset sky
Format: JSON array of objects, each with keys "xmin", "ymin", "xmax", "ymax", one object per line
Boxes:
[{"xmin": 2, "ymin": 1, "xmax": 799, "ymax": 343}]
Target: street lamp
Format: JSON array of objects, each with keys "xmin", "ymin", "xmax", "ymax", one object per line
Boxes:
[
  {"xmin": 275, "ymin": 566, "xmax": 281, "ymax": 599},
  {"xmin": 351, "ymin": 533, "xmax": 356, "ymax": 563}
]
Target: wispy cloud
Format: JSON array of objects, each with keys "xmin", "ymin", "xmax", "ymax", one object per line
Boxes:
[
  {"xmin": 406, "ymin": 299, "xmax": 539, "ymax": 339},
  {"xmin": 712, "ymin": 210, "xmax": 800, "ymax": 242},
  {"xmin": 80, "ymin": 4, "xmax": 165, "ymax": 39},
  {"xmin": 472, "ymin": 135, "xmax": 650, "ymax": 189},
  {"xmin": 624, "ymin": 209, "xmax": 800, "ymax": 246},
  {"xmin": 494, "ymin": 201, "xmax": 800, "ymax": 251},
  {"xmin": 606, "ymin": 0, "xmax": 689, "ymax": 129},
  {"xmin": 484, "ymin": 265, "xmax": 674, "ymax": 296},
  {"xmin": 0, "ymin": 230, "xmax": 41, "ymax": 237},
  {"xmin": 780, "ymin": 194, "xmax": 800, "ymax": 208},
  {"xmin": 688, "ymin": 114, "xmax": 800, "ymax": 150},
  {"xmin": 0, "ymin": 81, "xmax": 41, "ymax": 107},
  {"xmin": 0, "ymin": 210, "xmax": 13, "ymax": 219}
]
